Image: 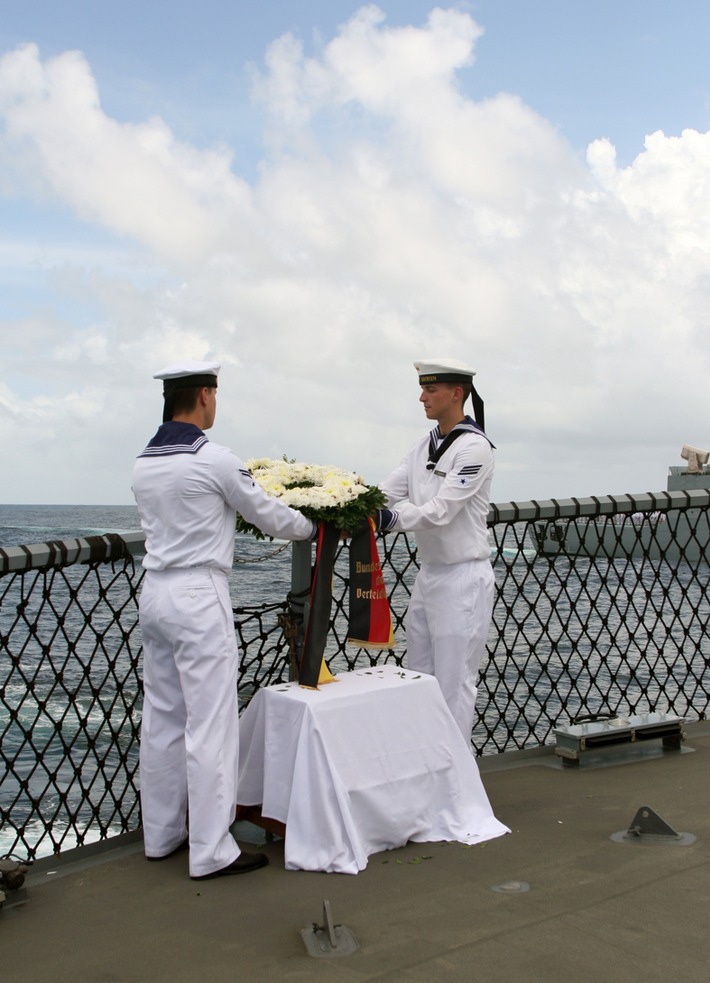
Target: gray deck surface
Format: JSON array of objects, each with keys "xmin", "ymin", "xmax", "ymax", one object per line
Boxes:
[{"xmin": 3, "ymin": 726, "xmax": 709, "ymax": 983}]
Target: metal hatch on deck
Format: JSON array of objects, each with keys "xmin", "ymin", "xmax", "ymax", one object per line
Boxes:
[{"xmin": 554, "ymin": 712, "xmax": 685, "ymax": 766}]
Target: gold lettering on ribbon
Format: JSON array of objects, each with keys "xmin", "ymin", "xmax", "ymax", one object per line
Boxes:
[{"xmin": 355, "ymin": 560, "xmax": 381, "ymax": 574}]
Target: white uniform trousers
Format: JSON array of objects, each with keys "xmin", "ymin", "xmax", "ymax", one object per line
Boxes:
[
  {"xmin": 405, "ymin": 559, "xmax": 495, "ymax": 745},
  {"xmin": 139, "ymin": 567, "xmax": 241, "ymax": 878}
]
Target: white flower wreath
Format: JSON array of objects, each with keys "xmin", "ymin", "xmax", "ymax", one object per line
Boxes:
[{"xmin": 236, "ymin": 457, "xmax": 386, "ymax": 538}]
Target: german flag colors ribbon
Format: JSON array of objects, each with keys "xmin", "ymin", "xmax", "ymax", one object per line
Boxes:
[
  {"xmin": 347, "ymin": 518, "xmax": 395, "ymax": 649},
  {"xmin": 297, "ymin": 520, "xmax": 394, "ymax": 688}
]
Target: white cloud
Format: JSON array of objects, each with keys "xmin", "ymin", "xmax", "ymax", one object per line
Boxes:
[
  {"xmin": 1, "ymin": 6, "xmax": 710, "ymax": 504},
  {"xmin": 0, "ymin": 43, "xmax": 257, "ymax": 265},
  {"xmin": 252, "ymin": 5, "xmax": 482, "ymax": 125}
]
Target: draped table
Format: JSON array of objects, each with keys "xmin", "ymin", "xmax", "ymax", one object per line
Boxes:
[{"xmin": 237, "ymin": 665, "xmax": 509, "ymax": 874}]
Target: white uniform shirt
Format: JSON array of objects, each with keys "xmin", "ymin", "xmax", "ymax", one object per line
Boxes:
[
  {"xmin": 132, "ymin": 423, "xmax": 314, "ymax": 572},
  {"xmin": 380, "ymin": 421, "xmax": 494, "ymax": 566}
]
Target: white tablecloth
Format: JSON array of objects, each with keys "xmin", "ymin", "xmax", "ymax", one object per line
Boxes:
[{"xmin": 238, "ymin": 665, "xmax": 509, "ymax": 873}]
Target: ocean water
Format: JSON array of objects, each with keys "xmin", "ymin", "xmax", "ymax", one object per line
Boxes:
[
  {"xmin": 0, "ymin": 506, "xmax": 138, "ymax": 858},
  {"xmin": 0, "ymin": 503, "xmax": 142, "ymax": 549}
]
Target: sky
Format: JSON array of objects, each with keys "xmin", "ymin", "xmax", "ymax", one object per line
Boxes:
[{"xmin": 1, "ymin": 1, "xmax": 710, "ymax": 506}]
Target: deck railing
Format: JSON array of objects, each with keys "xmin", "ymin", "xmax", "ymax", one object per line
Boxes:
[{"xmin": 2, "ymin": 489, "xmax": 709, "ymax": 862}]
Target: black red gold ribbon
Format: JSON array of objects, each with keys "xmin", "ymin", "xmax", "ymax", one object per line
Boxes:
[
  {"xmin": 297, "ymin": 520, "xmax": 394, "ymax": 688},
  {"xmin": 298, "ymin": 522, "xmax": 340, "ymax": 688},
  {"xmin": 347, "ymin": 518, "xmax": 395, "ymax": 649}
]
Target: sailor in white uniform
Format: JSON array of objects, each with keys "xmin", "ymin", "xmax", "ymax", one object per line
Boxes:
[
  {"xmin": 375, "ymin": 359, "xmax": 495, "ymax": 745},
  {"xmin": 132, "ymin": 360, "xmax": 316, "ymax": 879}
]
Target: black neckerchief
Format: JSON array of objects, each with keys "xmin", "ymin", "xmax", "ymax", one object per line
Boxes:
[{"xmin": 426, "ymin": 416, "xmax": 494, "ymax": 471}]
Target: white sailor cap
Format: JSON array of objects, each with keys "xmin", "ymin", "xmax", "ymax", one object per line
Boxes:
[
  {"xmin": 415, "ymin": 357, "xmax": 488, "ymax": 431},
  {"xmin": 154, "ymin": 360, "xmax": 221, "ymax": 423},
  {"xmin": 414, "ymin": 358, "xmax": 476, "ymax": 384},
  {"xmin": 153, "ymin": 360, "xmax": 221, "ymax": 385}
]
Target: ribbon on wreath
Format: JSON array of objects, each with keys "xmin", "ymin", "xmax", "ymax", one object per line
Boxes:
[
  {"xmin": 297, "ymin": 520, "xmax": 395, "ymax": 689},
  {"xmin": 298, "ymin": 523, "xmax": 340, "ymax": 688},
  {"xmin": 346, "ymin": 518, "xmax": 395, "ymax": 649}
]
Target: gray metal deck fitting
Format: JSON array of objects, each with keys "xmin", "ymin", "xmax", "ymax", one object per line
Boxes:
[
  {"xmin": 301, "ymin": 899, "xmax": 360, "ymax": 958},
  {"xmin": 611, "ymin": 805, "xmax": 697, "ymax": 846}
]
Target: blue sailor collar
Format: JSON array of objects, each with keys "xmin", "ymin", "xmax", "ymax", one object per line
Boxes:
[
  {"xmin": 138, "ymin": 421, "xmax": 209, "ymax": 458},
  {"xmin": 429, "ymin": 415, "xmax": 495, "ymax": 452}
]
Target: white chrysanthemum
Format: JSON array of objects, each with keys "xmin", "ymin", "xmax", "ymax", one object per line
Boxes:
[
  {"xmin": 246, "ymin": 457, "xmax": 274, "ymax": 470},
  {"xmin": 258, "ymin": 475, "xmax": 285, "ymax": 497},
  {"xmin": 245, "ymin": 458, "xmax": 366, "ymax": 507}
]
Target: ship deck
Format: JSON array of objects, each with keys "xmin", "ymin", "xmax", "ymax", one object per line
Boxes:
[{"xmin": 4, "ymin": 724, "xmax": 710, "ymax": 983}]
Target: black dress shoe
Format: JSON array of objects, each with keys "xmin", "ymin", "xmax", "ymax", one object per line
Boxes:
[
  {"xmin": 146, "ymin": 838, "xmax": 189, "ymax": 861},
  {"xmin": 191, "ymin": 852, "xmax": 269, "ymax": 880}
]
